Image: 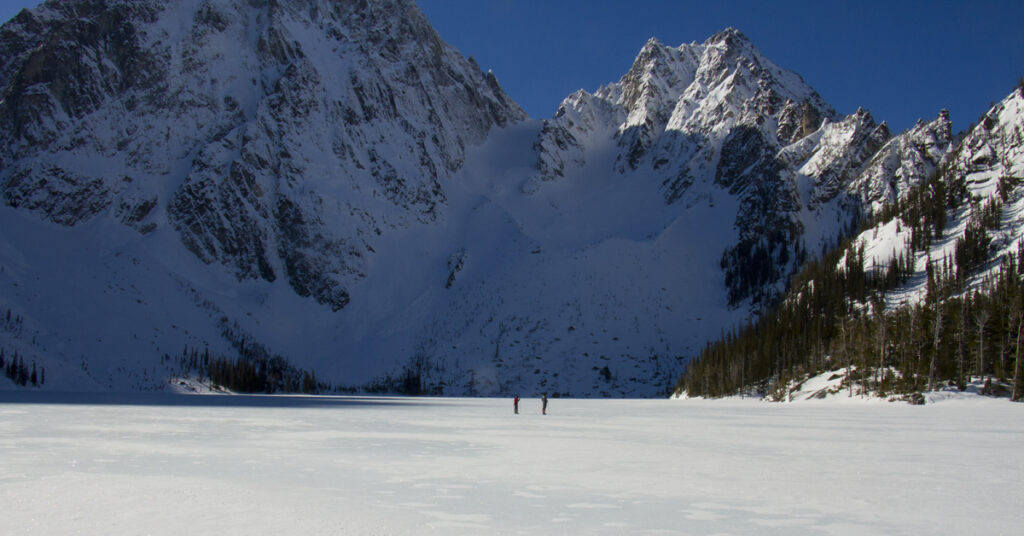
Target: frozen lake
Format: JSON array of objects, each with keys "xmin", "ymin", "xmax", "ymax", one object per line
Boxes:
[{"xmin": 1, "ymin": 393, "xmax": 1021, "ymax": 535}]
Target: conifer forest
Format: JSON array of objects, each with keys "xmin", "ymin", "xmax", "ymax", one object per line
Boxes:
[{"xmin": 677, "ymin": 155, "xmax": 1024, "ymax": 401}]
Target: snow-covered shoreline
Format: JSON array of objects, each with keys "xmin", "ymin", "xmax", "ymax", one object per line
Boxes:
[
  {"xmin": 678, "ymin": 368, "xmax": 1024, "ymax": 405},
  {"xmin": 1, "ymin": 394, "xmax": 1020, "ymax": 534}
]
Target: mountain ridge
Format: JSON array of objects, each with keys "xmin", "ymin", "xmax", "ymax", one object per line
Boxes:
[{"xmin": 0, "ymin": 1, "xmax": 1006, "ymax": 397}]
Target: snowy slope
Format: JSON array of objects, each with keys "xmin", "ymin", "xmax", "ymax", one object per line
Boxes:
[{"xmin": 839, "ymin": 88, "xmax": 1024, "ymax": 307}]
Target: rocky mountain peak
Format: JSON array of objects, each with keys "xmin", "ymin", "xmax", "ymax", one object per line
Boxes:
[
  {"xmin": 705, "ymin": 26, "xmax": 750, "ymax": 48},
  {"xmin": 640, "ymin": 36, "xmax": 666, "ymax": 53},
  {"xmin": 847, "ymin": 109, "xmax": 954, "ymax": 212},
  {"xmin": 530, "ymin": 28, "xmax": 954, "ymax": 310},
  {"xmin": 946, "ymin": 88, "xmax": 1023, "ymax": 182}
]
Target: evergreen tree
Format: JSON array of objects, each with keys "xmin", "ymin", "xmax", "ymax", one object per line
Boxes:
[
  {"xmin": 1016, "ymin": 312, "xmax": 1024, "ymax": 401},
  {"xmin": 976, "ymin": 307, "xmax": 990, "ymax": 380}
]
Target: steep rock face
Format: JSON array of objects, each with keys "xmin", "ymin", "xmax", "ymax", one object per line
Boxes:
[
  {"xmin": 848, "ymin": 110, "xmax": 954, "ymax": 212},
  {"xmin": 0, "ymin": 0, "xmax": 525, "ymax": 310},
  {"xmin": 530, "ymin": 89, "xmax": 621, "ymax": 192},
  {"xmin": 0, "ymin": 1, "xmax": 163, "ymax": 225},
  {"xmin": 786, "ymin": 109, "xmax": 892, "ymax": 208},
  {"xmin": 945, "ymin": 89, "xmax": 1023, "ymax": 184}
]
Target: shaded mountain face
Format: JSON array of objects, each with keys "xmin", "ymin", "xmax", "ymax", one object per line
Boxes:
[
  {"xmin": 0, "ymin": 0, "xmax": 525, "ymax": 310},
  {"xmin": 0, "ymin": 11, "xmax": 964, "ymax": 396}
]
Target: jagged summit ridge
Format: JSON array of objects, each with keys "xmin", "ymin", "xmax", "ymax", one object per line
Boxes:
[
  {"xmin": 533, "ymin": 28, "xmax": 836, "ymax": 189},
  {"xmin": 848, "ymin": 109, "xmax": 954, "ymax": 212},
  {"xmin": 529, "ymin": 29, "xmax": 954, "ymax": 309}
]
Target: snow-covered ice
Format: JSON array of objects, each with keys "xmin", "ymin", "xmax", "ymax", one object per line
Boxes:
[{"xmin": 1, "ymin": 393, "xmax": 1021, "ymax": 535}]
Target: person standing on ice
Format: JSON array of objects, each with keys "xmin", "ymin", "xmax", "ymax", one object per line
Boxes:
[
  {"xmin": 514, "ymin": 395, "xmax": 520, "ymax": 414},
  {"xmin": 541, "ymin": 393, "xmax": 548, "ymax": 415}
]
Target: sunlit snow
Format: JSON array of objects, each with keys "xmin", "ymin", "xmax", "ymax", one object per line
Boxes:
[{"xmin": 1, "ymin": 393, "xmax": 1020, "ymax": 535}]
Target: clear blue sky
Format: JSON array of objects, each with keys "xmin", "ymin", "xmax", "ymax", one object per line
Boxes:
[
  {"xmin": 2, "ymin": 1, "xmax": 1022, "ymax": 134},
  {"xmin": 418, "ymin": 0, "xmax": 1024, "ymax": 134}
]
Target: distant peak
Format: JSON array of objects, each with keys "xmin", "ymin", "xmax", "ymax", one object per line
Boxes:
[
  {"xmin": 638, "ymin": 36, "xmax": 666, "ymax": 55},
  {"xmin": 846, "ymin": 107, "xmax": 880, "ymax": 130},
  {"xmin": 916, "ymin": 111, "xmax": 953, "ymax": 135},
  {"xmin": 706, "ymin": 27, "xmax": 751, "ymax": 47},
  {"xmin": 631, "ymin": 36, "xmax": 668, "ymax": 65}
]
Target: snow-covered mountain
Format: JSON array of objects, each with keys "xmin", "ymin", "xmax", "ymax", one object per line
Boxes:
[
  {"xmin": 529, "ymin": 29, "xmax": 953, "ymax": 308},
  {"xmin": 0, "ymin": 5, "xmax": 968, "ymax": 396}
]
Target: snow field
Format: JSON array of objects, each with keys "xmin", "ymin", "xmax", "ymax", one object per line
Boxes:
[{"xmin": 1, "ymin": 394, "xmax": 1022, "ymax": 535}]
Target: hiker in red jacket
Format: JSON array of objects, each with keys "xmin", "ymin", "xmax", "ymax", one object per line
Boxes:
[{"xmin": 514, "ymin": 395, "xmax": 520, "ymax": 414}]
